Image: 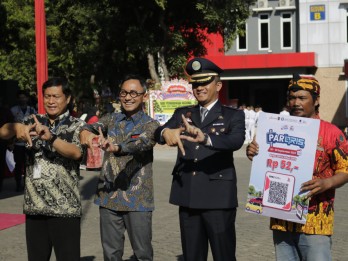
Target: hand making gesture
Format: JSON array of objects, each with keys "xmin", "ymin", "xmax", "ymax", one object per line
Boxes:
[
  {"xmin": 32, "ymin": 115, "xmax": 52, "ymax": 141},
  {"xmin": 13, "ymin": 121, "xmax": 37, "ymax": 147},
  {"xmin": 98, "ymin": 127, "xmax": 120, "ymax": 153},
  {"xmin": 162, "ymin": 124, "xmax": 186, "ymax": 156},
  {"xmin": 179, "ymin": 114, "xmax": 205, "ymax": 144}
]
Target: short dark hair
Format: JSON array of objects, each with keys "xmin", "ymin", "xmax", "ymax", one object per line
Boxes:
[
  {"xmin": 42, "ymin": 77, "xmax": 71, "ymax": 97},
  {"xmin": 120, "ymin": 74, "xmax": 147, "ymax": 92},
  {"xmin": 214, "ymin": 75, "xmax": 221, "ymax": 83}
]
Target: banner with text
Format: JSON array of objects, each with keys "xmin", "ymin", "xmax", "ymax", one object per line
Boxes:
[
  {"xmin": 148, "ymin": 79, "xmax": 197, "ymax": 125},
  {"xmin": 246, "ymin": 112, "xmax": 320, "ymax": 224}
]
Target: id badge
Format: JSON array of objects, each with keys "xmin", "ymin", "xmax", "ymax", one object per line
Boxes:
[{"xmin": 33, "ymin": 163, "xmax": 42, "ymax": 179}]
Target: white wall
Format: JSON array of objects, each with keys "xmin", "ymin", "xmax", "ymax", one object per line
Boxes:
[{"xmin": 300, "ymin": 0, "xmax": 348, "ymax": 67}]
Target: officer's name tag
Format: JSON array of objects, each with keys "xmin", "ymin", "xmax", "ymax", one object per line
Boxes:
[
  {"xmin": 213, "ymin": 123, "xmax": 224, "ymax": 126},
  {"xmin": 33, "ymin": 163, "xmax": 42, "ymax": 179}
]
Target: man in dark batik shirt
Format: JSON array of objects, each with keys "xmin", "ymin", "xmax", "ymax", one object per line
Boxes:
[
  {"xmin": 0, "ymin": 77, "xmax": 85, "ymax": 261},
  {"xmin": 80, "ymin": 74, "xmax": 159, "ymax": 261}
]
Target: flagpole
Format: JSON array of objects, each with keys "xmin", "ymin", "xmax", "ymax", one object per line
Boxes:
[{"xmin": 34, "ymin": 0, "xmax": 48, "ymax": 114}]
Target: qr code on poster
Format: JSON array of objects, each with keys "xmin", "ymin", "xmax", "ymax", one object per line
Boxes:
[
  {"xmin": 267, "ymin": 181, "xmax": 288, "ymax": 205},
  {"xmin": 263, "ymin": 172, "xmax": 295, "ymax": 211}
]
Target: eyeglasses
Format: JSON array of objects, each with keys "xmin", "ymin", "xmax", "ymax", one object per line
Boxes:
[{"xmin": 119, "ymin": 90, "xmax": 145, "ymax": 98}]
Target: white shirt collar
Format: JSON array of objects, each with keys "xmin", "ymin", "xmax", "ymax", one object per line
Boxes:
[{"xmin": 200, "ymin": 99, "xmax": 218, "ymax": 111}]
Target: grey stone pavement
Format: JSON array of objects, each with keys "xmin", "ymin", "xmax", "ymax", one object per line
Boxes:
[{"xmin": 1, "ymin": 144, "xmax": 348, "ymax": 261}]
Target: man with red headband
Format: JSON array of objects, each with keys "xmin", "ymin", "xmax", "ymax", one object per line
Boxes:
[{"xmin": 247, "ymin": 74, "xmax": 348, "ymax": 261}]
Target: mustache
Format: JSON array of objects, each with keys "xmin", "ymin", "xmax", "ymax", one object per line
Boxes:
[{"xmin": 290, "ymin": 107, "xmax": 302, "ymax": 111}]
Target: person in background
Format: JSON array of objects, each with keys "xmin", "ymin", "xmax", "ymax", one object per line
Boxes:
[
  {"xmin": 280, "ymin": 106, "xmax": 290, "ymax": 116},
  {"xmin": 254, "ymin": 105, "xmax": 263, "ymax": 132},
  {"xmin": 104, "ymin": 102, "xmax": 115, "ymax": 115},
  {"xmin": 0, "ymin": 77, "xmax": 85, "ymax": 261},
  {"xmin": 0, "ymin": 97, "xmax": 14, "ymax": 192},
  {"xmin": 85, "ymin": 106, "xmax": 100, "ymax": 124},
  {"xmin": 10, "ymin": 90, "xmax": 36, "ymax": 191},
  {"xmin": 84, "ymin": 106, "xmax": 102, "ymax": 170},
  {"xmin": 80, "ymin": 74, "xmax": 159, "ymax": 261},
  {"xmin": 155, "ymin": 57, "xmax": 245, "ymax": 261},
  {"xmin": 68, "ymin": 96, "xmax": 79, "ymax": 118},
  {"xmin": 29, "ymin": 93, "xmax": 38, "ymax": 112},
  {"xmin": 242, "ymin": 104, "xmax": 250, "ymax": 144},
  {"xmin": 246, "ymin": 74, "xmax": 348, "ymax": 261},
  {"xmin": 248, "ymin": 105, "xmax": 256, "ymax": 143}
]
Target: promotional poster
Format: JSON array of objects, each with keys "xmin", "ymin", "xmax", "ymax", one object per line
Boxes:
[{"xmin": 246, "ymin": 112, "xmax": 320, "ymax": 224}]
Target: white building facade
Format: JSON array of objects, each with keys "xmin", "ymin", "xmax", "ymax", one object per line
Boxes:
[{"xmin": 205, "ymin": 0, "xmax": 348, "ymax": 127}]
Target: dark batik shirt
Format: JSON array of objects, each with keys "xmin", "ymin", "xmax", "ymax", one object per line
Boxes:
[
  {"xmin": 83, "ymin": 110, "xmax": 159, "ymax": 212},
  {"xmin": 21, "ymin": 111, "xmax": 86, "ymax": 217}
]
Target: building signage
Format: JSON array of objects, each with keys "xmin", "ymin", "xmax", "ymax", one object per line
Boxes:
[{"xmin": 310, "ymin": 5, "xmax": 325, "ymax": 21}]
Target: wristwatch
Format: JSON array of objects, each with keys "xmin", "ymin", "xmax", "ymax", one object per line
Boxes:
[
  {"xmin": 49, "ymin": 132, "xmax": 58, "ymax": 145},
  {"xmin": 112, "ymin": 143, "xmax": 122, "ymax": 155}
]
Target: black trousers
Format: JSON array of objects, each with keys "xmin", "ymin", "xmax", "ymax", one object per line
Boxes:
[
  {"xmin": 13, "ymin": 145, "xmax": 26, "ymax": 189},
  {"xmin": 26, "ymin": 215, "xmax": 81, "ymax": 261},
  {"xmin": 179, "ymin": 207, "xmax": 237, "ymax": 261},
  {"xmin": 0, "ymin": 142, "xmax": 7, "ymax": 190}
]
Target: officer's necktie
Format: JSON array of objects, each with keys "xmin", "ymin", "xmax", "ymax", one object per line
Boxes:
[{"xmin": 200, "ymin": 107, "xmax": 208, "ymax": 122}]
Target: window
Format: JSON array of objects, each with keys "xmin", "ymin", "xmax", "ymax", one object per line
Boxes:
[
  {"xmin": 259, "ymin": 14, "xmax": 270, "ymax": 50},
  {"xmin": 281, "ymin": 13, "xmax": 292, "ymax": 49},
  {"xmin": 346, "ymin": 9, "xmax": 348, "ymax": 43},
  {"xmin": 237, "ymin": 23, "xmax": 247, "ymax": 51}
]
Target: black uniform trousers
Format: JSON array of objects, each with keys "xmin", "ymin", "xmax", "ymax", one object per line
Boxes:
[
  {"xmin": 26, "ymin": 215, "xmax": 81, "ymax": 261},
  {"xmin": 179, "ymin": 207, "xmax": 237, "ymax": 261}
]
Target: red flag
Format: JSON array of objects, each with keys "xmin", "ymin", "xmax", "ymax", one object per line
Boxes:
[{"xmin": 34, "ymin": 0, "xmax": 48, "ymax": 114}]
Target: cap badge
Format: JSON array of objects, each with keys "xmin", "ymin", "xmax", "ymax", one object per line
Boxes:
[{"xmin": 192, "ymin": 61, "xmax": 201, "ymax": 71}]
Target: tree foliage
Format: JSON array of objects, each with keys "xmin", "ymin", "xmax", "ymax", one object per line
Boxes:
[
  {"xmin": 0, "ymin": 0, "xmax": 36, "ymax": 90},
  {"xmin": 0, "ymin": 0, "xmax": 255, "ymax": 95}
]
